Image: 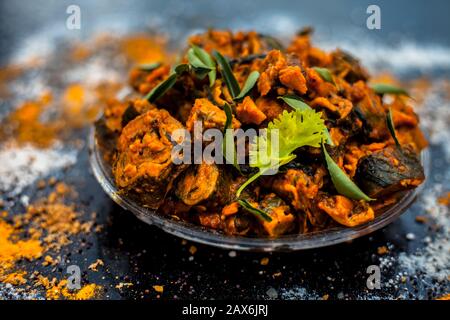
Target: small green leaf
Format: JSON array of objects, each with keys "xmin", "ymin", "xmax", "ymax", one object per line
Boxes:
[
  {"xmin": 213, "ymin": 51, "xmax": 241, "ymax": 99},
  {"xmin": 312, "ymin": 67, "xmax": 335, "ymax": 85},
  {"xmin": 237, "ymin": 199, "xmax": 273, "ymax": 222},
  {"xmin": 278, "ymin": 95, "xmax": 334, "ymax": 146},
  {"xmin": 191, "ymin": 45, "xmax": 217, "ymax": 87},
  {"xmin": 144, "ymin": 72, "xmax": 178, "ymax": 103},
  {"xmin": 187, "ymin": 48, "xmax": 212, "ymax": 80},
  {"xmin": 222, "ymin": 103, "xmax": 242, "ymax": 174},
  {"xmin": 223, "ymin": 102, "xmax": 233, "ymax": 130},
  {"xmin": 138, "ymin": 62, "xmax": 161, "ymax": 71},
  {"xmin": 386, "ymin": 107, "xmax": 400, "ymax": 148},
  {"xmin": 278, "ymin": 95, "xmax": 311, "ymax": 111},
  {"xmin": 322, "ymin": 144, "xmax": 374, "ymax": 201},
  {"xmin": 234, "ymin": 71, "xmax": 260, "ymax": 101},
  {"xmin": 174, "ymin": 63, "xmax": 190, "ymax": 74},
  {"xmin": 187, "ymin": 48, "xmax": 212, "ymax": 71},
  {"xmin": 145, "ymin": 63, "xmax": 190, "ymax": 103},
  {"xmin": 370, "ymin": 83, "xmax": 410, "ymax": 97}
]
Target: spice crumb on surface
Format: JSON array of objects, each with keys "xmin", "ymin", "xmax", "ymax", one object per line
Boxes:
[
  {"xmin": 260, "ymin": 257, "xmax": 269, "ymax": 266},
  {"xmin": 153, "ymin": 285, "xmax": 164, "ymax": 293},
  {"xmin": 377, "ymin": 246, "xmax": 389, "ymax": 255},
  {"xmin": 88, "ymin": 259, "xmax": 104, "ymax": 272}
]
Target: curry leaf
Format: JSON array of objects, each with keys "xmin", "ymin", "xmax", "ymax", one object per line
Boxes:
[
  {"xmin": 278, "ymin": 95, "xmax": 334, "ymax": 146},
  {"xmin": 191, "ymin": 45, "xmax": 216, "ymax": 87},
  {"xmin": 174, "ymin": 63, "xmax": 190, "ymax": 74},
  {"xmin": 187, "ymin": 48, "xmax": 212, "ymax": 80},
  {"xmin": 312, "ymin": 67, "xmax": 335, "ymax": 85},
  {"xmin": 370, "ymin": 83, "xmax": 410, "ymax": 97},
  {"xmin": 322, "ymin": 144, "xmax": 374, "ymax": 201},
  {"xmin": 278, "ymin": 95, "xmax": 311, "ymax": 111},
  {"xmin": 145, "ymin": 72, "xmax": 178, "ymax": 103},
  {"xmin": 237, "ymin": 199, "xmax": 272, "ymax": 222},
  {"xmin": 234, "ymin": 71, "xmax": 260, "ymax": 101},
  {"xmin": 145, "ymin": 64, "xmax": 189, "ymax": 102},
  {"xmin": 386, "ymin": 107, "xmax": 400, "ymax": 148},
  {"xmin": 222, "ymin": 103, "xmax": 242, "ymax": 174},
  {"xmin": 213, "ymin": 51, "xmax": 241, "ymax": 98},
  {"xmin": 138, "ymin": 62, "xmax": 161, "ymax": 71}
]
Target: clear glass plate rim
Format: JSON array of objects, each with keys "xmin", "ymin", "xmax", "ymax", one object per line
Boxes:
[{"xmin": 89, "ymin": 126, "xmax": 429, "ymax": 251}]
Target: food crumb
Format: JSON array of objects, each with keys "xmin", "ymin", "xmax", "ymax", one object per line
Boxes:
[
  {"xmin": 189, "ymin": 245, "xmax": 197, "ymax": 255},
  {"xmin": 42, "ymin": 255, "xmax": 55, "ymax": 266},
  {"xmin": 272, "ymin": 272, "xmax": 282, "ymax": 278},
  {"xmin": 415, "ymin": 215, "xmax": 428, "ymax": 223},
  {"xmin": 153, "ymin": 285, "xmax": 164, "ymax": 293},
  {"xmin": 115, "ymin": 282, "xmax": 133, "ymax": 290},
  {"xmin": 436, "ymin": 293, "xmax": 450, "ymax": 300},
  {"xmin": 377, "ymin": 246, "xmax": 389, "ymax": 255},
  {"xmin": 260, "ymin": 257, "xmax": 269, "ymax": 266},
  {"xmin": 88, "ymin": 259, "xmax": 104, "ymax": 272},
  {"xmin": 437, "ymin": 192, "xmax": 450, "ymax": 206},
  {"xmin": 406, "ymin": 233, "xmax": 416, "ymax": 240}
]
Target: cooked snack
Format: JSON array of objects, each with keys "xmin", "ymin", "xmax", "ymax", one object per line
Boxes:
[{"xmin": 103, "ymin": 28, "xmax": 427, "ymax": 237}]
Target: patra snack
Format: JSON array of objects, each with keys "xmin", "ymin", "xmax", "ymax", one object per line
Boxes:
[{"xmin": 99, "ymin": 29, "xmax": 427, "ymax": 237}]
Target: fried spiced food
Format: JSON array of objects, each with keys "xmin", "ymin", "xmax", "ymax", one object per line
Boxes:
[
  {"xmin": 114, "ymin": 108, "xmax": 187, "ymax": 209},
  {"xmin": 108, "ymin": 29, "xmax": 427, "ymax": 237}
]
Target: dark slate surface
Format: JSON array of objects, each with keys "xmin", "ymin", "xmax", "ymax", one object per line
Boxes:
[{"xmin": 0, "ymin": 0, "xmax": 449, "ymax": 300}]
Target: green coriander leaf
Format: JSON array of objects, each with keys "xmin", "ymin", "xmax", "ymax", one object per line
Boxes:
[
  {"xmin": 236, "ymin": 109, "xmax": 326, "ymax": 196},
  {"xmin": 278, "ymin": 94, "xmax": 334, "ymax": 146}
]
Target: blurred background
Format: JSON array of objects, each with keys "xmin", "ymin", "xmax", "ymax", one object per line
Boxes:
[{"xmin": 1, "ymin": 0, "xmax": 449, "ymax": 75}]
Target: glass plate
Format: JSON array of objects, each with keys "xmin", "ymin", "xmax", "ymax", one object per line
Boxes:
[{"xmin": 89, "ymin": 126, "xmax": 429, "ymax": 251}]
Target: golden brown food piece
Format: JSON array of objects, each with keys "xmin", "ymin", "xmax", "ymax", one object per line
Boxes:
[
  {"xmin": 255, "ymin": 97, "xmax": 288, "ymax": 122},
  {"xmin": 129, "ymin": 65, "xmax": 171, "ymax": 95},
  {"xmin": 258, "ymin": 194, "xmax": 295, "ymax": 237},
  {"xmin": 175, "ymin": 163, "xmax": 220, "ymax": 206},
  {"xmin": 114, "ymin": 108, "xmax": 187, "ymax": 209},
  {"xmin": 189, "ymin": 30, "xmax": 277, "ymax": 58},
  {"xmin": 102, "ymin": 28, "xmax": 428, "ymax": 237},
  {"xmin": 279, "ymin": 66, "xmax": 307, "ymax": 95},
  {"xmin": 355, "ymin": 145, "xmax": 425, "ymax": 198},
  {"xmin": 317, "ymin": 195, "xmax": 374, "ymax": 227},
  {"xmin": 257, "ymin": 50, "xmax": 287, "ymax": 96},
  {"xmin": 185, "ymin": 98, "xmax": 240, "ymax": 132},
  {"xmin": 235, "ymin": 96, "xmax": 267, "ymax": 125}
]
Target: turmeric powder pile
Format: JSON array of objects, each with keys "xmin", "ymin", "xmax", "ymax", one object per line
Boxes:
[
  {"xmin": 0, "ymin": 32, "xmax": 171, "ymax": 299},
  {"xmin": 0, "ymin": 182, "xmax": 101, "ymax": 299}
]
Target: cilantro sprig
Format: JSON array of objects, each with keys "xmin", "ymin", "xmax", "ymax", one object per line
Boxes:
[{"xmin": 236, "ymin": 109, "xmax": 327, "ymax": 197}]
